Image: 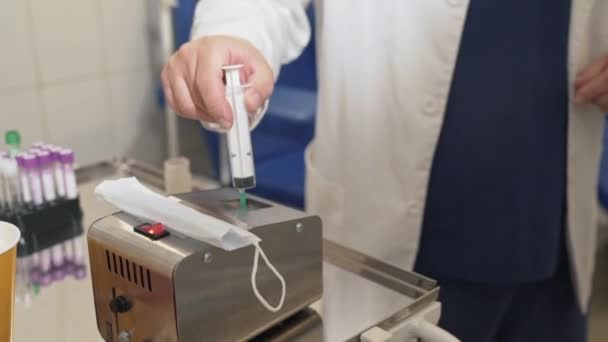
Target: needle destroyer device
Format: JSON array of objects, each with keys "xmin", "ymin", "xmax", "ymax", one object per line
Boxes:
[{"xmin": 88, "ymin": 189, "xmax": 323, "ymax": 342}]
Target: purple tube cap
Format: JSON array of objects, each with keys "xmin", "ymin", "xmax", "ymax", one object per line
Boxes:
[
  {"xmin": 51, "ymin": 267, "xmax": 66, "ymax": 281},
  {"xmin": 44, "ymin": 145, "xmax": 61, "ymax": 159},
  {"xmin": 15, "ymin": 154, "xmax": 24, "ymax": 167},
  {"xmin": 59, "ymin": 149, "xmax": 75, "ymax": 164},
  {"xmin": 49, "ymin": 148, "xmax": 62, "ymax": 160},
  {"xmin": 29, "ymin": 268, "xmax": 42, "ymax": 283},
  {"xmin": 72, "ymin": 265, "xmax": 87, "ymax": 280},
  {"xmin": 21, "ymin": 153, "xmax": 39, "ymax": 169},
  {"xmin": 39, "ymin": 272, "xmax": 53, "ymax": 286},
  {"xmin": 35, "ymin": 150, "xmax": 52, "ymax": 166},
  {"xmin": 63, "ymin": 261, "xmax": 76, "ymax": 273}
]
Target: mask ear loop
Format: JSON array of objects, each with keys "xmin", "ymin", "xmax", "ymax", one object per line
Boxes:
[{"xmin": 251, "ymin": 242, "xmax": 286, "ymax": 312}]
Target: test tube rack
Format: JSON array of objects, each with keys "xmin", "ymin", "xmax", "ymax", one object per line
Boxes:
[{"xmin": 0, "ymin": 197, "xmax": 83, "ymax": 257}]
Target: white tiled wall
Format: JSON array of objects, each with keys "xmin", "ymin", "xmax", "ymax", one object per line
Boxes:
[
  {"xmin": 0, "ymin": 0, "xmax": 166, "ymax": 166},
  {"xmin": 0, "ymin": 0, "xmax": 39, "ymax": 91},
  {"xmin": 0, "ymin": 90, "xmax": 46, "ymax": 147}
]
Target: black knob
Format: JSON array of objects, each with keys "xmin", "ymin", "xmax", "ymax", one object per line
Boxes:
[{"xmin": 110, "ymin": 296, "xmax": 132, "ymax": 314}]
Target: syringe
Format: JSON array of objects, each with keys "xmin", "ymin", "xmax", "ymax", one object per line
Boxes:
[{"xmin": 223, "ymin": 65, "xmax": 256, "ymax": 208}]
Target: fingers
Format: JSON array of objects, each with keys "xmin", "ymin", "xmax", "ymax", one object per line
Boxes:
[
  {"xmin": 574, "ymin": 67, "xmax": 608, "ymax": 104},
  {"xmin": 244, "ymin": 64, "xmax": 274, "ymax": 113},
  {"xmin": 575, "ymin": 56, "xmax": 608, "ymax": 90},
  {"xmin": 162, "ymin": 43, "xmax": 218, "ymax": 123},
  {"xmin": 195, "ymin": 55, "xmax": 233, "ymax": 128},
  {"xmin": 160, "ymin": 36, "xmax": 276, "ymax": 129}
]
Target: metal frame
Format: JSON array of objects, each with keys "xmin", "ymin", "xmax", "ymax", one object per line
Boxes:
[{"xmin": 324, "ymin": 240, "xmax": 440, "ymax": 341}]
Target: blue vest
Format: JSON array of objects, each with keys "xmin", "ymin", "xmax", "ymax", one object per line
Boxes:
[{"xmin": 415, "ymin": 0, "xmax": 571, "ymax": 284}]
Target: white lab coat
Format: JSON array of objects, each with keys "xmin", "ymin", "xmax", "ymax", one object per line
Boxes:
[{"xmin": 192, "ymin": 1, "xmax": 608, "ymax": 340}]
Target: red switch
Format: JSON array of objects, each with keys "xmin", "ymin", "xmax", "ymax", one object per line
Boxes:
[{"xmin": 134, "ymin": 223, "xmax": 170, "ymax": 240}]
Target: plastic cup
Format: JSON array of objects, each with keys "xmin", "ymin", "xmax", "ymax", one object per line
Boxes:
[{"xmin": 1, "ymin": 221, "xmax": 21, "ymax": 342}]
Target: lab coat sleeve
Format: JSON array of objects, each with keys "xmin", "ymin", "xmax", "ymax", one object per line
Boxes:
[
  {"xmin": 192, "ymin": 0, "xmax": 311, "ymax": 76},
  {"xmin": 191, "ymin": 0, "xmax": 312, "ymax": 130}
]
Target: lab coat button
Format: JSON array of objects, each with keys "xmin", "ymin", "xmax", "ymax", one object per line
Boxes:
[
  {"xmin": 423, "ymin": 99, "xmax": 439, "ymax": 116},
  {"xmin": 407, "ymin": 201, "xmax": 423, "ymax": 216}
]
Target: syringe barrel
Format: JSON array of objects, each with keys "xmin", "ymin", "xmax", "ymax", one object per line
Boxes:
[{"xmin": 223, "ymin": 65, "xmax": 256, "ymax": 190}]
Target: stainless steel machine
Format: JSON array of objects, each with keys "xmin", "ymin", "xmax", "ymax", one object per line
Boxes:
[
  {"xmin": 88, "ymin": 189, "xmax": 323, "ymax": 342},
  {"xmin": 87, "ymin": 159, "xmax": 459, "ymax": 342}
]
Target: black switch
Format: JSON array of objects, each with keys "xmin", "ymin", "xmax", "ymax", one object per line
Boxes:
[{"xmin": 110, "ymin": 295, "xmax": 132, "ymax": 314}]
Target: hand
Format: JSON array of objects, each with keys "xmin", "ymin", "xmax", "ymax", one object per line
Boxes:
[
  {"xmin": 574, "ymin": 55, "xmax": 608, "ymax": 112},
  {"xmin": 161, "ymin": 35, "xmax": 274, "ymax": 129}
]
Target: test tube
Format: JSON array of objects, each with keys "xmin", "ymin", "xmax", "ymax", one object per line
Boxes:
[
  {"xmin": 15, "ymin": 238, "xmax": 34, "ymax": 306},
  {"xmin": 68, "ymin": 233, "xmax": 86, "ymax": 280},
  {"xmin": 72, "ymin": 263, "xmax": 87, "ymax": 280},
  {"xmin": 0, "ymin": 156, "xmax": 5, "ymax": 211},
  {"xmin": 29, "ymin": 251, "xmax": 42, "ymax": 285},
  {"xmin": 36, "ymin": 149, "xmax": 65, "ymax": 280},
  {"xmin": 58, "ymin": 149, "xmax": 73, "ymax": 272},
  {"xmin": 69, "ymin": 229, "xmax": 87, "ymax": 280},
  {"xmin": 38, "ymin": 248, "xmax": 53, "ymax": 286},
  {"xmin": 59, "ymin": 149, "xmax": 85, "ymax": 278},
  {"xmin": 59, "ymin": 149, "xmax": 77, "ymax": 199},
  {"xmin": 22, "ymin": 154, "xmax": 43, "ymax": 206},
  {"xmin": 20, "ymin": 153, "xmax": 47, "ymax": 285},
  {"xmin": 63, "ymin": 236, "xmax": 76, "ymax": 272},
  {"xmin": 0, "ymin": 154, "xmax": 21, "ymax": 211},
  {"xmin": 36, "ymin": 150, "xmax": 56, "ymax": 203},
  {"xmin": 50, "ymin": 244, "xmax": 66, "ymax": 280},
  {"xmin": 50, "ymin": 148, "xmax": 66, "ymax": 198},
  {"xmin": 16, "ymin": 154, "xmax": 32, "ymax": 205},
  {"xmin": 15, "ymin": 258, "xmax": 32, "ymax": 306}
]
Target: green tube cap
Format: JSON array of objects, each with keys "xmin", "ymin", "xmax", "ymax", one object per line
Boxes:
[{"xmin": 5, "ymin": 130, "xmax": 21, "ymax": 148}]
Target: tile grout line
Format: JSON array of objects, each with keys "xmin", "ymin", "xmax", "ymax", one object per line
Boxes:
[
  {"xmin": 24, "ymin": 0, "xmax": 50, "ymax": 142},
  {"xmin": 94, "ymin": 0, "xmax": 120, "ymax": 157},
  {"xmin": 0, "ymin": 67, "xmax": 151, "ymax": 97}
]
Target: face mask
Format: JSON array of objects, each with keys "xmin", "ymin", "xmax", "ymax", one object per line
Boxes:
[{"xmin": 95, "ymin": 177, "xmax": 285, "ymax": 312}]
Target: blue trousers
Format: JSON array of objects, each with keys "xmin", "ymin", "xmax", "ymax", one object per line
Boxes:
[{"xmin": 429, "ymin": 257, "xmax": 587, "ymax": 342}]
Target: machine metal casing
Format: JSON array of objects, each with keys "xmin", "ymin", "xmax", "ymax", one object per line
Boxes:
[{"xmin": 88, "ymin": 189, "xmax": 323, "ymax": 342}]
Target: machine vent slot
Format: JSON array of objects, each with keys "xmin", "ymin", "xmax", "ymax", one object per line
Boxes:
[
  {"xmin": 147, "ymin": 269, "xmax": 152, "ymax": 291},
  {"xmin": 105, "ymin": 250, "xmax": 152, "ymax": 292},
  {"xmin": 140, "ymin": 266, "xmax": 146, "ymax": 289},
  {"xmin": 125, "ymin": 259, "xmax": 131, "ymax": 281},
  {"xmin": 105, "ymin": 250, "xmax": 111, "ymax": 271},
  {"xmin": 119, "ymin": 256, "xmax": 124, "ymax": 277},
  {"xmin": 132, "ymin": 261, "xmax": 138, "ymax": 285},
  {"xmin": 112, "ymin": 253, "xmax": 118, "ymax": 275}
]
